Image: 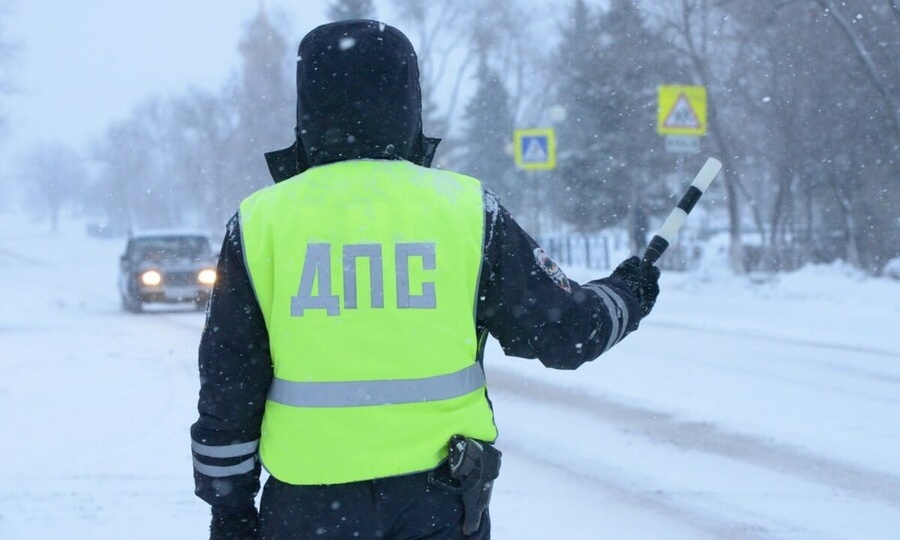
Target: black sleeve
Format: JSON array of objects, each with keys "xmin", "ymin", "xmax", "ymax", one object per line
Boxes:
[
  {"xmin": 190, "ymin": 213, "xmax": 272, "ymax": 510},
  {"xmin": 477, "ymin": 191, "xmax": 643, "ymax": 370}
]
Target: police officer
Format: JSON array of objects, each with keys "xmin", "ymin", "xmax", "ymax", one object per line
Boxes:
[{"xmin": 191, "ymin": 19, "xmax": 660, "ymax": 540}]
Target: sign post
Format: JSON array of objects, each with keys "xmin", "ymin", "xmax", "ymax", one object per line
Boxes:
[
  {"xmin": 512, "ymin": 128, "xmax": 557, "ymax": 236},
  {"xmin": 665, "ymin": 135, "xmax": 701, "ymax": 154}
]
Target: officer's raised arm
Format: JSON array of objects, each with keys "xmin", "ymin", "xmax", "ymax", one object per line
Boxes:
[{"xmin": 477, "ymin": 191, "xmax": 659, "ymax": 370}]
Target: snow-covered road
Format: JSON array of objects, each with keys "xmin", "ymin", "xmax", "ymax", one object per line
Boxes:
[{"xmin": 1, "ymin": 217, "xmax": 898, "ymax": 539}]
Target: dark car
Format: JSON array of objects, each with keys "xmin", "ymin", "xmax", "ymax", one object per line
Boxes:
[{"xmin": 118, "ymin": 231, "xmax": 217, "ymax": 313}]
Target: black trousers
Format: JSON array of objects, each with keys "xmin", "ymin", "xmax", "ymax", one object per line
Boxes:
[{"xmin": 258, "ymin": 467, "xmax": 490, "ymax": 540}]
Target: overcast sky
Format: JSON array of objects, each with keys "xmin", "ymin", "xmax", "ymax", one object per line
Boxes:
[{"xmin": 2, "ymin": 0, "xmax": 347, "ymax": 172}]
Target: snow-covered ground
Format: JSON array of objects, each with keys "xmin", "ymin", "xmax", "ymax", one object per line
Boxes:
[{"xmin": 1, "ymin": 213, "xmax": 898, "ymax": 539}]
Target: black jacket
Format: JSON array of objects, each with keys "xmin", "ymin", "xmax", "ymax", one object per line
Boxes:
[{"xmin": 190, "ymin": 186, "xmax": 643, "ymax": 509}]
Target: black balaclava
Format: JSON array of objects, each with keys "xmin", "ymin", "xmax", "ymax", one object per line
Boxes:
[{"xmin": 264, "ymin": 20, "xmax": 440, "ymax": 183}]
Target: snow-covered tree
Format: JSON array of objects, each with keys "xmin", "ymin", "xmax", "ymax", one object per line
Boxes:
[
  {"xmin": 458, "ymin": 57, "xmax": 518, "ymax": 210},
  {"xmin": 552, "ymin": 0, "xmax": 607, "ymax": 234},
  {"xmin": 554, "ymin": 0, "xmax": 682, "ymax": 238}
]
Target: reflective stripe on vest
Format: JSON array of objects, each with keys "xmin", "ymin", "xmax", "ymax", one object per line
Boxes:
[
  {"xmin": 239, "ymin": 159, "xmax": 498, "ymax": 485},
  {"xmin": 268, "ymin": 363, "xmax": 486, "ymax": 407}
]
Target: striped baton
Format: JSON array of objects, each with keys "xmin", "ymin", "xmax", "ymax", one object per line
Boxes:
[{"xmin": 641, "ymin": 157, "xmax": 723, "ymax": 267}]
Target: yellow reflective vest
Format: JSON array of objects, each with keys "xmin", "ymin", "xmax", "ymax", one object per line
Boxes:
[{"xmin": 239, "ymin": 159, "xmax": 498, "ymax": 485}]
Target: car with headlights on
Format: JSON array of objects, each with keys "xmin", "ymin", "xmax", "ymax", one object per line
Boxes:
[{"xmin": 118, "ymin": 231, "xmax": 217, "ymax": 313}]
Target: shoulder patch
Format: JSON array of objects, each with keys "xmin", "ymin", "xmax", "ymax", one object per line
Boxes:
[{"xmin": 533, "ymin": 247, "xmax": 572, "ymax": 292}]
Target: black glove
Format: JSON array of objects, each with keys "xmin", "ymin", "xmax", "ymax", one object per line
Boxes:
[
  {"xmin": 210, "ymin": 505, "xmax": 258, "ymax": 540},
  {"xmin": 609, "ymin": 256, "xmax": 660, "ymax": 318}
]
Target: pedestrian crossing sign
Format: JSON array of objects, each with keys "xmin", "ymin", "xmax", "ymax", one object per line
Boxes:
[
  {"xmin": 657, "ymin": 85, "xmax": 707, "ymax": 136},
  {"xmin": 513, "ymin": 128, "xmax": 557, "ymax": 170}
]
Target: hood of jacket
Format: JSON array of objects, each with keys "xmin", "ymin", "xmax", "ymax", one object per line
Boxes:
[{"xmin": 265, "ymin": 19, "xmax": 440, "ymax": 183}]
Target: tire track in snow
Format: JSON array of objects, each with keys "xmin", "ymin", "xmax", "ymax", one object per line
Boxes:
[
  {"xmin": 0, "ymin": 247, "xmax": 49, "ymax": 266},
  {"xmin": 646, "ymin": 320, "xmax": 900, "ymax": 406},
  {"xmin": 499, "ymin": 437, "xmax": 795, "ymax": 540},
  {"xmin": 652, "ymin": 320, "xmax": 900, "ymax": 369},
  {"xmin": 488, "ymin": 367, "xmax": 900, "ymax": 511}
]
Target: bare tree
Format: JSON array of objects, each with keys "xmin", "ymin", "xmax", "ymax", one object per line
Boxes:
[
  {"xmin": 387, "ymin": 0, "xmax": 478, "ymax": 162},
  {"xmin": 712, "ymin": 0, "xmax": 899, "ymax": 272},
  {"xmin": 88, "ymin": 7, "xmax": 293, "ymax": 234},
  {"xmin": 650, "ymin": 0, "xmax": 766, "ymax": 273},
  {"xmin": 90, "ymin": 99, "xmax": 170, "ymax": 232},
  {"xmin": 0, "ymin": 0, "xmax": 20, "ymax": 207},
  {"xmin": 388, "ymin": 0, "xmax": 549, "ymax": 168},
  {"xmin": 0, "ymin": 0, "xmax": 18, "ymax": 139},
  {"xmin": 169, "ymin": 88, "xmax": 240, "ymax": 229},
  {"xmin": 813, "ymin": 0, "xmax": 900, "ymax": 138},
  {"xmin": 770, "ymin": 0, "xmax": 900, "ymax": 137},
  {"xmin": 18, "ymin": 142, "xmax": 87, "ymax": 231}
]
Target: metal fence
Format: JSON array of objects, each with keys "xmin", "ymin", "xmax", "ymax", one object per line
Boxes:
[
  {"xmin": 534, "ymin": 233, "xmax": 613, "ymax": 270},
  {"xmin": 534, "ymin": 231, "xmax": 708, "ymax": 272}
]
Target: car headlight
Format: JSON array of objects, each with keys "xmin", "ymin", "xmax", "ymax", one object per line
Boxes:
[
  {"xmin": 141, "ymin": 270, "xmax": 162, "ymax": 286},
  {"xmin": 197, "ymin": 268, "xmax": 217, "ymax": 285}
]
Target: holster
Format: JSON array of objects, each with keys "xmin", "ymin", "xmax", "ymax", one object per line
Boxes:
[{"xmin": 446, "ymin": 435, "xmax": 502, "ymax": 536}]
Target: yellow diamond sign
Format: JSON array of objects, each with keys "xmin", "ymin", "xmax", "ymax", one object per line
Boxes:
[{"xmin": 657, "ymin": 85, "xmax": 707, "ymax": 136}]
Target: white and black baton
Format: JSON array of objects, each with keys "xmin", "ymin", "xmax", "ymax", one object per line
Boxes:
[{"xmin": 641, "ymin": 157, "xmax": 723, "ymax": 267}]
